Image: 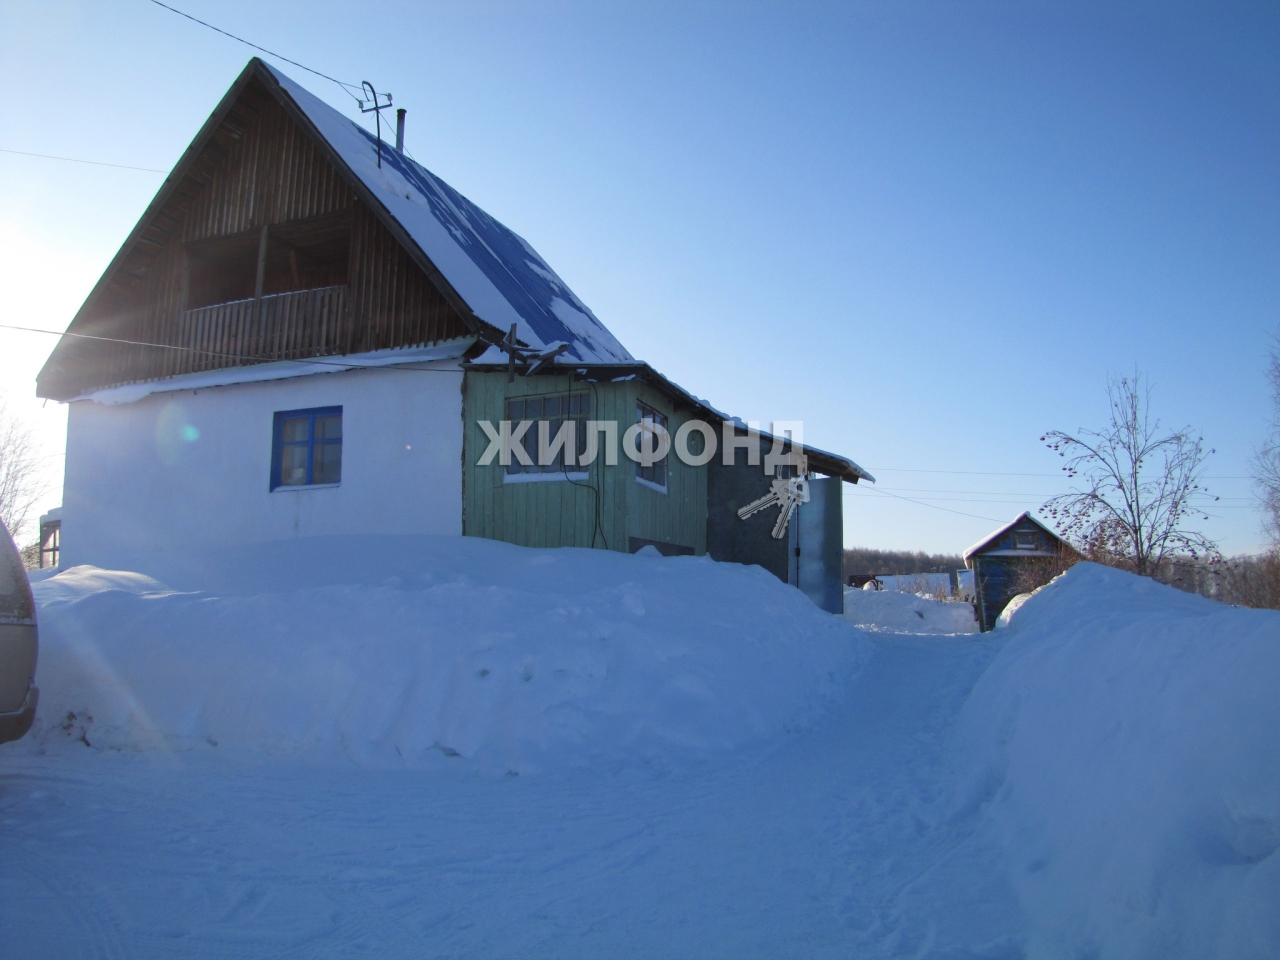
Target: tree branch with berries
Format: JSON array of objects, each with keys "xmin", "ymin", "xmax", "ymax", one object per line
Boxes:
[{"xmin": 1039, "ymin": 373, "xmax": 1219, "ymax": 576}]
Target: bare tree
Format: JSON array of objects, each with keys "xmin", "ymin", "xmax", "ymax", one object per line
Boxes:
[
  {"xmin": 0, "ymin": 393, "xmax": 44, "ymax": 541},
  {"xmin": 1040, "ymin": 373, "xmax": 1218, "ymax": 576},
  {"xmin": 1253, "ymin": 335, "xmax": 1280, "ymax": 544}
]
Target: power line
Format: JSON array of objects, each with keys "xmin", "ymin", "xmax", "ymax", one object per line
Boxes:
[
  {"xmin": 867, "ymin": 467, "xmax": 1069, "ymax": 477},
  {"xmin": 147, "ymin": 0, "xmax": 363, "ymax": 102},
  {"xmin": 870, "ymin": 465, "xmax": 1249, "ymax": 481},
  {"xmin": 0, "ymin": 147, "xmax": 165, "ymax": 173},
  {"xmin": 844, "ymin": 485, "xmax": 1003, "ymax": 524},
  {"xmin": 878, "ymin": 485, "xmax": 1067, "ymax": 496},
  {"xmin": 868, "ymin": 485, "xmax": 1256, "ymax": 504}
]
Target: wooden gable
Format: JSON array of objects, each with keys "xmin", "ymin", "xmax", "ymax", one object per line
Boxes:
[
  {"xmin": 38, "ymin": 66, "xmax": 478, "ymax": 401},
  {"xmin": 965, "ymin": 512, "xmax": 1070, "ymax": 563}
]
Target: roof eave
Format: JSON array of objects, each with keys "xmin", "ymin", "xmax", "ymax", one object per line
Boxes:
[{"xmin": 462, "ymin": 359, "xmax": 873, "ymax": 484}]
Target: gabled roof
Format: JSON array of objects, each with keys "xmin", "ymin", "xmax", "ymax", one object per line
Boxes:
[
  {"xmin": 265, "ymin": 65, "xmax": 631, "ymax": 365},
  {"xmin": 963, "ymin": 511, "xmax": 1069, "ymax": 564},
  {"xmin": 39, "ymin": 58, "xmax": 631, "ymax": 399}
]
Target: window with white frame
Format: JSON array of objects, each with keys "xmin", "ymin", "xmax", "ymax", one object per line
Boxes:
[
  {"xmin": 635, "ymin": 401, "xmax": 668, "ymax": 490},
  {"xmin": 271, "ymin": 406, "xmax": 342, "ymax": 490}
]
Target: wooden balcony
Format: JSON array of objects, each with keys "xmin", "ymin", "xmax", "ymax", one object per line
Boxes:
[{"xmin": 176, "ymin": 284, "xmax": 349, "ymax": 371}]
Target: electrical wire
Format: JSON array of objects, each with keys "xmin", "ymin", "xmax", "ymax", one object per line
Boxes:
[
  {"xmin": 147, "ymin": 0, "xmax": 364, "ymax": 103},
  {"xmin": 857, "ymin": 490, "xmax": 1255, "ymax": 506},
  {"xmin": 866, "ymin": 466, "xmax": 1253, "ymax": 481},
  {"xmin": 843, "ymin": 485, "xmax": 1009, "ymax": 524},
  {"xmin": 845, "ymin": 483, "xmax": 1254, "ymax": 522},
  {"xmin": 872, "ymin": 483, "xmax": 1254, "ymax": 500},
  {"xmin": 0, "ymin": 147, "xmax": 165, "ymax": 173},
  {"xmin": 560, "ymin": 378, "xmax": 608, "ymax": 551}
]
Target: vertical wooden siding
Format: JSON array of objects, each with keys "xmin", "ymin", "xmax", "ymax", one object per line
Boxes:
[
  {"xmin": 462, "ymin": 372, "xmax": 708, "ymax": 555},
  {"xmin": 175, "ymin": 285, "xmax": 348, "ymax": 368},
  {"xmin": 346, "ymin": 204, "xmax": 463, "ymax": 356},
  {"xmin": 180, "ymin": 94, "xmax": 352, "ymax": 242},
  {"xmin": 41, "ymin": 78, "xmax": 470, "ymax": 399},
  {"xmin": 625, "ymin": 382, "xmax": 707, "ymax": 554},
  {"xmin": 463, "ymin": 372, "xmax": 630, "ymax": 551}
]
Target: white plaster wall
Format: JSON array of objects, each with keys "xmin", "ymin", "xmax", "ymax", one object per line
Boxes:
[{"xmin": 60, "ymin": 366, "xmax": 463, "ymax": 569}]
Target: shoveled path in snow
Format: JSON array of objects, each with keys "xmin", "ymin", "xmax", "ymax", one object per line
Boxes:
[{"xmin": 0, "ymin": 633, "xmax": 1021, "ymax": 959}]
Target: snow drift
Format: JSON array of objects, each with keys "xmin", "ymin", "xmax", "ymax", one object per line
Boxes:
[
  {"xmin": 955, "ymin": 562, "xmax": 1280, "ymax": 959},
  {"xmin": 24, "ymin": 536, "xmax": 868, "ymax": 773},
  {"xmin": 843, "ymin": 586, "xmax": 976, "ymax": 634}
]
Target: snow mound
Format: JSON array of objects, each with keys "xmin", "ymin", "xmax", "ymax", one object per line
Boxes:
[
  {"xmin": 992, "ymin": 591, "xmax": 1033, "ymax": 629},
  {"xmin": 955, "ymin": 562, "xmax": 1280, "ymax": 959},
  {"xmin": 24, "ymin": 536, "xmax": 868, "ymax": 773},
  {"xmin": 843, "ymin": 586, "xmax": 977, "ymax": 634}
]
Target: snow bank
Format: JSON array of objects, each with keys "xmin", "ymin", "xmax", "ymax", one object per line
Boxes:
[
  {"xmin": 24, "ymin": 536, "xmax": 868, "ymax": 773},
  {"xmin": 955, "ymin": 563, "xmax": 1280, "ymax": 959},
  {"xmin": 843, "ymin": 586, "xmax": 976, "ymax": 634}
]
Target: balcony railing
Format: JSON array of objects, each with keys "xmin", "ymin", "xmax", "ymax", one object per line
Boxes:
[{"xmin": 176, "ymin": 285, "xmax": 348, "ymax": 370}]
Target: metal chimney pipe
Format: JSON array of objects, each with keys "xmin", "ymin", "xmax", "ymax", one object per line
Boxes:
[{"xmin": 395, "ymin": 109, "xmax": 406, "ymax": 152}]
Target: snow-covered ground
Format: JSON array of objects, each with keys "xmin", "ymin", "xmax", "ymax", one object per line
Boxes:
[
  {"xmin": 3, "ymin": 543, "xmax": 1277, "ymax": 958},
  {"xmin": 20, "ymin": 537, "xmax": 864, "ymax": 773},
  {"xmin": 844, "ymin": 584, "xmax": 978, "ymax": 633},
  {"xmin": 955, "ymin": 563, "xmax": 1280, "ymax": 958}
]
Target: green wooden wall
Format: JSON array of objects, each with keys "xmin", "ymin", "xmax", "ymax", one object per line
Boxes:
[
  {"xmin": 462, "ymin": 371, "xmax": 707, "ymax": 554},
  {"xmin": 627, "ymin": 379, "xmax": 707, "ymax": 554}
]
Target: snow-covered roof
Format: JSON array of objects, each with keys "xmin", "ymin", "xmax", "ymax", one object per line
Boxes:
[
  {"xmin": 963, "ymin": 512, "xmax": 1065, "ymax": 564},
  {"xmin": 75, "ymin": 338, "xmax": 475, "ymax": 406},
  {"xmin": 266, "ymin": 65, "xmax": 632, "ymax": 366}
]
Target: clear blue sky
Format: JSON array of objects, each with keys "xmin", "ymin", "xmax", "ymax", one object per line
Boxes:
[{"xmin": 1, "ymin": 0, "xmax": 1276, "ymax": 554}]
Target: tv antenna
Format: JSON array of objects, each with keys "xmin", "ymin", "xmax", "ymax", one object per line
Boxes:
[
  {"xmin": 493, "ymin": 324, "xmax": 570, "ymax": 382},
  {"xmin": 359, "ymin": 81, "xmax": 394, "ymax": 168}
]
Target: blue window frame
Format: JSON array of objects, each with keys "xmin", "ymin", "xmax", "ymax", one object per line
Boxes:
[{"xmin": 271, "ymin": 406, "xmax": 342, "ymax": 490}]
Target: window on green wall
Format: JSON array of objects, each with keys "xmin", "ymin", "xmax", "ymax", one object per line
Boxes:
[
  {"xmin": 635, "ymin": 401, "xmax": 668, "ymax": 491},
  {"xmin": 504, "ymin": 393, "xmax": 591, "ymax": 479}
]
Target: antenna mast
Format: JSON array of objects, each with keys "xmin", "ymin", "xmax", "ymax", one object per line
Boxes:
[{"xmin": 359, "ymin": 81, "xmax": 394, "ymax": 168}]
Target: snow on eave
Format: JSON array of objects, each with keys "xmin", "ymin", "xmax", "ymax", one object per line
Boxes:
[
  {"xmin": 262, "ymin": 64, "xmax": 633, "ymax": 366},
  {"xmin": 73, "ymin": 338, "xmax": 475, "ymax": 406}
]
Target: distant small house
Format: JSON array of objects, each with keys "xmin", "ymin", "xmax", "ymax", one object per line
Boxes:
[
  {"xmin": 963, "ymin": 512, "xmax": 1073, "ymax": 631},
  {"xmin": 36, "ymin": 58, "xmax": 872, "ymax": 612},
  {"xmin": 38, "ymin": 509, "xmax": 61, "ymax": 569}
]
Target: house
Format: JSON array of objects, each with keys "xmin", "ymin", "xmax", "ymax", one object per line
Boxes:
[
  {"xmin": 37, "ymin": 509, "xmax": 61, "ymax": 569},
  {"xmin": 36, "ymin": 59, "xmax": 872, "ymax": 612},
  {"xmin": 963, "ymin": 512, "xmax": 1074, "ymax": 631}
]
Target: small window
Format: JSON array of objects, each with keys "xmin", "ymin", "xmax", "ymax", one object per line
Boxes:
[
  {"xmin": 1013, "ymin": 530, "xmax": 1037, "ymax": 550},
  {"xmin": 39, "ymin": 519, "xmax": 60, "ymax": 569},
  {"xmin": 635, "ymin": 401, "xmax": 668, "ymax": 490},
  {"xmin": 271, "ymin": 407, "xmax": 342, "ymax": 490},
  {"xmin": 504, "ymin": 392, "xmax": 591, "ymax": 476}
]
